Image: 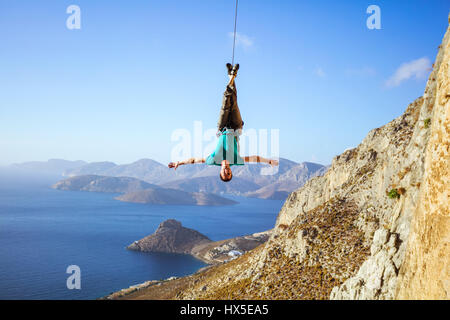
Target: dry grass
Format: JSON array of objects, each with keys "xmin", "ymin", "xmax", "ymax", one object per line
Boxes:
[{"xmin": 195, "ymin": 198, "xmax": 370, "ymax": 300}]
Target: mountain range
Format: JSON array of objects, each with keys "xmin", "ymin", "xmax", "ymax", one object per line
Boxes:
[
  {"xmin": 8, "ymin": 158, "xmax": 328, "ymax": 200},
  {"xmin": 63, "ymin": 158, "xmax": 328, "ymax": 200}
]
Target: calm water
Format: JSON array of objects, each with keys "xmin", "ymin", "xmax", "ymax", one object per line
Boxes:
[{"xmin": 0, "ymin": 172, "xmax": 283, "ymax": 299}]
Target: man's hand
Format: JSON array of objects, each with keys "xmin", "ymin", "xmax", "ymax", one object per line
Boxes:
[
  {"xmin": 168, "ymin": 158, "xmax": 205, "ymax": 171},
  {"xmin": 168, "ymin": 161, "xmax": 179, "ymax": 170},
  {"xmin": 269, "ymin": 159, "xmax": 279, "ymax": 167}
]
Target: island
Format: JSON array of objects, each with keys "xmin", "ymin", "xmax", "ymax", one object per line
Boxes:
[
  {"xmin": 52, "ymin": 175, "xmax": 237, "ymax": 206},
  {"xmin": 127, "ymin": 219, "xmax": 271, "ymax": 264}
]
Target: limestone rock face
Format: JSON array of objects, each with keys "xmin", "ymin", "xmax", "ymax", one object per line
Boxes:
[
  {"xmin": 395, "ymin": 16, "xmax": 450, "ymax": 300},
  {"xmin": 335, "ymin": 18, "xmax": 449, "ymax": 300},
  {"xmin": 329, "ymin": 20, "xmax": 450, "ymax": 300},
  {"xmin": 260, "ymin": 91, "xmax": 431, "ymax": 299}
]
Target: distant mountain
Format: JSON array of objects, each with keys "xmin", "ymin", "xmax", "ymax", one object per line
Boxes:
[
  {"xmin": 64, "ymin": 159, "xmax": 180, "ymax": 184},
  {"xmin": 245, "ymin": 162, "xmax": 329, "ymax": 200},
  {"xmin": 231, "ymin": 158, "xmax": 299, "ymax": 185},
  {"xmin": 101, "ymin": 159, "xmax": 170, "ymax": 184},
  {"xmin": 63, "ymin": 162, "xmax": 117, "ymax": 177},
  {"xmin": 279, "ymin": 162, "xmax": 329, "ymax": 183},
  {"xmin": 244, "ymin": 181, "xmax": 299, "ymax": 200},
  {"xmin": 161, "ymin": 176, "xmax": 261, "ymax": 195},
  {"xmin": 10, "ymin": 159, "xmax": 87, "ymax": 176},
  {"xmin": 162, "ymin": 160, "xmax": 328, "ymax": 199},
  {"xmin": 63, "ymin": 158, "xmax": 303, "ymax": 185},
  {"xmin": 116, "ymin": 189, "xmax": 237, "ymax": 206},
  {"xmin": 52, "ymin": 175, "xmax": 156, "ymax": 193},
  {"xmin": 53, "ymin": 175, "xmax": 237, "ymax": 206}
]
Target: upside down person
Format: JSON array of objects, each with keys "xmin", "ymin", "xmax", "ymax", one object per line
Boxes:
[{"xmin": 168, "ymin": 63, "xmax": 279, "ymax": 182}]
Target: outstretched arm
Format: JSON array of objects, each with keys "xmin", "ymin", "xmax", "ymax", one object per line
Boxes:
[
  {"xmin": 168, "ymin": 157, "xmax": 205, "ymax": 170},
  {"xmin": 243, "ymin": 156, "xmax": 279, "ymax": 166}
]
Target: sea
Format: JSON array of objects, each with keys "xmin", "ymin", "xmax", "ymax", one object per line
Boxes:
[{"xmin": 0, "ymin": 170, "xmax": 283, "ymax": 300}]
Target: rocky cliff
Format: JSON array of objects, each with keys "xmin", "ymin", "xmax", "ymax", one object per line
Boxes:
[
  {"xmin": 112, "ymin": 16, "xmax": 449, "ymax": 300},
  {"xmin": 395, "ymin": 20, "xmax": 450, "ymax": 299}
]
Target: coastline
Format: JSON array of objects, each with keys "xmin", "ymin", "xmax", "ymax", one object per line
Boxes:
[{"xmin": 102, "ymin": 230, "xmax": 272, "ymax": 300}]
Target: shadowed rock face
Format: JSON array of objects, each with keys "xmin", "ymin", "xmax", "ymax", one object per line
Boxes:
[{"xmin": 127, "ymin": 219, "xmax": 212, "ymax": 254}]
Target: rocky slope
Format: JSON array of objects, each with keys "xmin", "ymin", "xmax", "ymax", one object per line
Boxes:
[
  {"xmin": 190, "ymin": 230, "xmax": 271, "ymax": 264},
  {"xmin": 112, "ymin": 16, "xmax": 449, "ymax": 300}
]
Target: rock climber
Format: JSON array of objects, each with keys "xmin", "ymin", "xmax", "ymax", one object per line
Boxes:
[{"xmin": 168, "ymin": 64, "xmax": 278, "ymax": 182}]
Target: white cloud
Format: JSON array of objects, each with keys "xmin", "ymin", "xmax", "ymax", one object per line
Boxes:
[
  {"xmin": 385, "ymin": 57, "xmax": 432, "ymax": 88},
  {"xmin": 314, "ymin": 67, "xmax": 326, "ymax": 78},
  {"xmin": 228, "ymin": 32, "xmax": 254, "ymax": 50}
]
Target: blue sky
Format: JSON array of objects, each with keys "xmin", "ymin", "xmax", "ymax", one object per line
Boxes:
[{"xmin": 0, "ymin": 0, "xmax": 448, "ymax": 166}]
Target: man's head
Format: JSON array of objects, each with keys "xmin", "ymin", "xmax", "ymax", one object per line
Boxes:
[{"xmin": 220, "ymin": 160, "xmax": 233, "ymax": 182}]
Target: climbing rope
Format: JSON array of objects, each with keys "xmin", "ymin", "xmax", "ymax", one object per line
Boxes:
[{"xmin": 231, "ymin": 0, "xmax": 239, "ymax": 66}]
